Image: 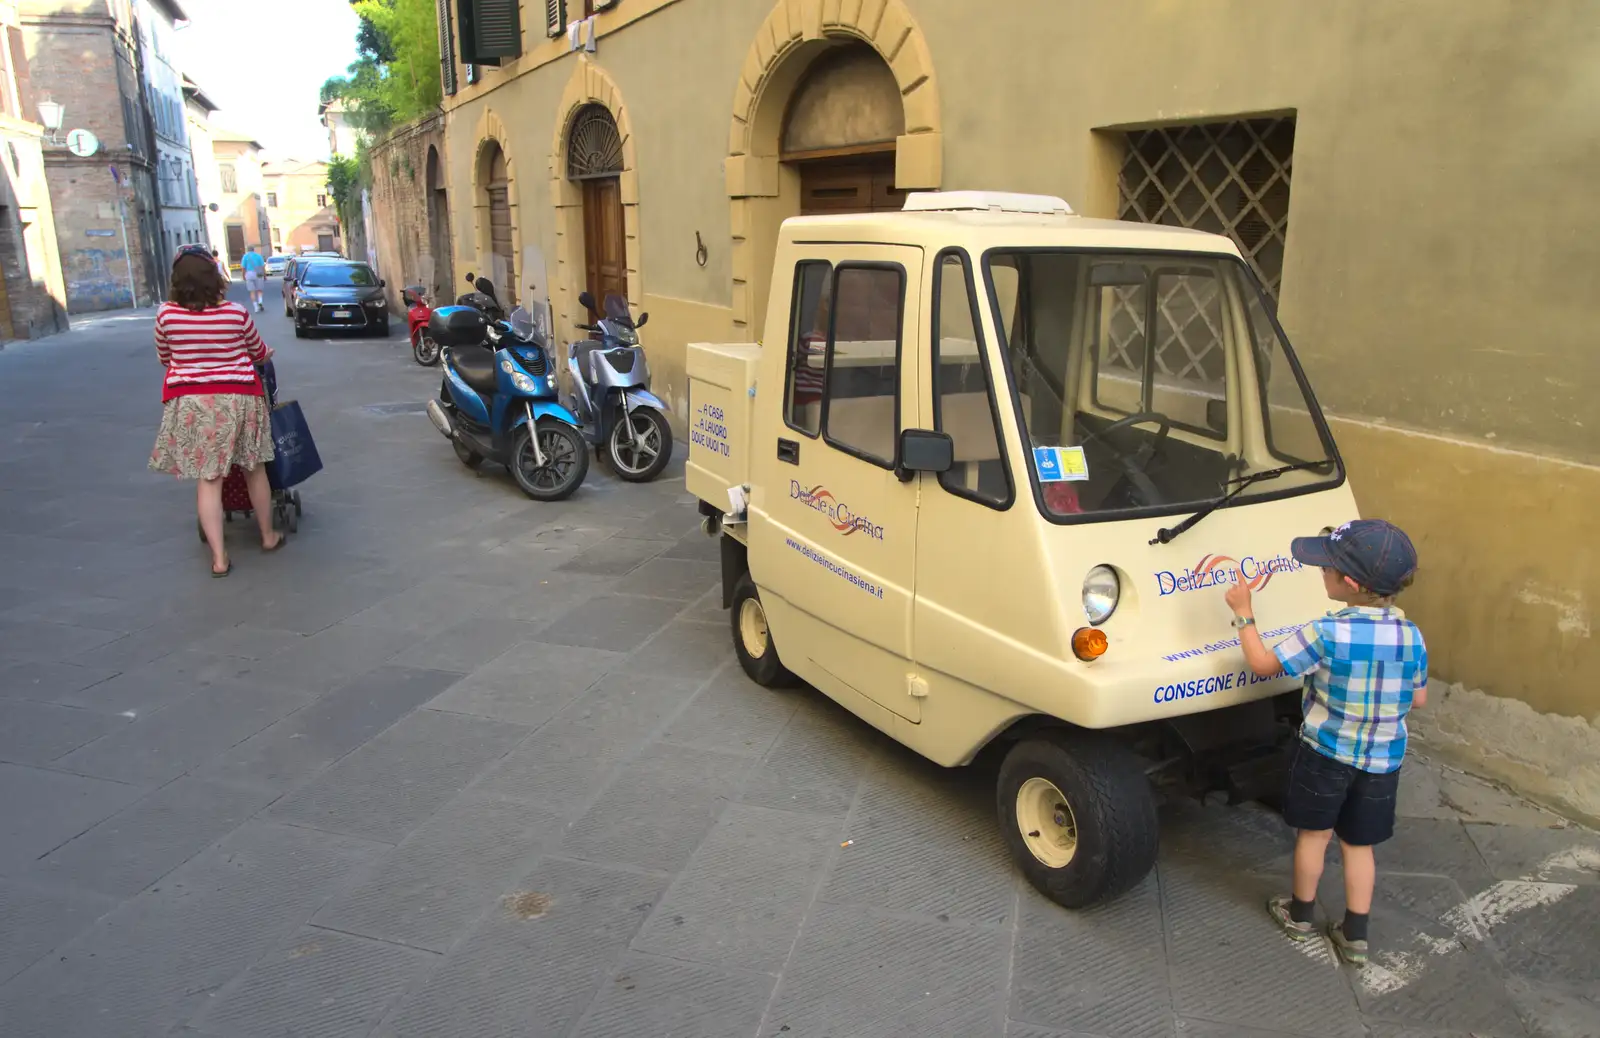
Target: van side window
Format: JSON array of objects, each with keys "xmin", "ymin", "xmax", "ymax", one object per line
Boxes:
[
  {"xmin": 932, "ymin": 252, "xmax": 1010, "ymax": 506},
  {"xmin": 822, "ymin": 265, "xmax": 903, "ymax": 467},
  {"xmin": 784, "ymin": 260, "xmax": 831, "ymax": 436}
]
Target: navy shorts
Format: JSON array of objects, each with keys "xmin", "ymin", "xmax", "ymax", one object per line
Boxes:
[{"xmin": 1282, "ymin": 738, "xmax": 1400, "ymax": 846}]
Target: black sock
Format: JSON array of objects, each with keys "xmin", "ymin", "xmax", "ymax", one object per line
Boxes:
[
  {"xmin": 1290, "ymin": 897, "xmax": 1316, "ymax": 925},
  {"xmin": 1341, "ymin": 910, "xmax": 1369, "ymax": 942}
]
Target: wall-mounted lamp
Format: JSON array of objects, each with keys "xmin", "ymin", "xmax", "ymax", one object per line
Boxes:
[{"xmin": 37, "ymin": 101, "xmax": 65, "ymax": 144}]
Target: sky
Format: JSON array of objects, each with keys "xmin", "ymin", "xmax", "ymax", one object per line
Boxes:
[{"xmin": 172, "ymin": 0, "xmax": 362, "ymax": 162}]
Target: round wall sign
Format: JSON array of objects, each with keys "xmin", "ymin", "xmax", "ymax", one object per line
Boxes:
[{"xmin": 66, "ymin": 128, "xmax": 99, "ymax": 157}]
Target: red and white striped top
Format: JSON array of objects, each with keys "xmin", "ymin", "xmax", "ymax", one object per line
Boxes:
[{"xmin": 155, "ymin": 302, "xmax": 268, "ymax": 402}]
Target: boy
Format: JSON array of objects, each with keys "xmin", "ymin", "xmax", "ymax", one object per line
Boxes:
[{"xmin": 1224, "ymin": 518, "xmax": 1426, "ymax": 967}]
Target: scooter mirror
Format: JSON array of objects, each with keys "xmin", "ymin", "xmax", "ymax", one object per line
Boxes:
[
  {"xmin": 636, "ymin": 312, "xmax": 649, "ymax": 328},
  {"xmin": 578, "ymin": 291, "xmax": 597, "ymax": 313},
  {"xmin": 464, "ymin": 273, "xmax": 475, "ymax": 284}
]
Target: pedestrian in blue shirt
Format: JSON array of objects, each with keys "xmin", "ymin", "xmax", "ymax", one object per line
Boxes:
[
  {"xmin": 1225, "ymin": 519, "xmax": 1426, "ymax": 967},
  {"xmin": 239, "ymin": 246, "xmax": 266, "ymax": 313}
]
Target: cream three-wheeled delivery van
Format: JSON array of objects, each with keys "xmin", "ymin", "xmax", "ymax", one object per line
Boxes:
[{"xmin": 686, "ymin": 191, "xmax": 1357, "ymax": 907}]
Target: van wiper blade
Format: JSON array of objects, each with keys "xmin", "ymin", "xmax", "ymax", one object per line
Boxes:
[{"xmin": 1148, "ymin": 460, "xmax": 1333, "ymax": 546}]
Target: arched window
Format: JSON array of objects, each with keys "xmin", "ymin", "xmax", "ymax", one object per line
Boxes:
[{"xmin": 566, "ymin": 104, "xmax": 622, "ymax": 181}]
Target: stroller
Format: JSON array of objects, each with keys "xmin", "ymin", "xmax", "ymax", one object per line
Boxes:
[{"xmin": 196, "ymin": 361, "xmax": 321, "ymax": 540}]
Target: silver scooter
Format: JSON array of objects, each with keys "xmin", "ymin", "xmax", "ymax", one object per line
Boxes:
[{"xmin": 562, "ymin": 291, "xmax": 673, "ymax": 482}]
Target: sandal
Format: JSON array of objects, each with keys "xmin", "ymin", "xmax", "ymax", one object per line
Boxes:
[
  {"xmin": 211, "ymin": 560, "xmax": 233, "ymax": 578},
  {"xmin": 262, "ymin": 532, "xmax": 286, "ymax": 553}
]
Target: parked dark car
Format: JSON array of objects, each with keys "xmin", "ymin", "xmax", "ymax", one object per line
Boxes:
[{"xmin": 291, "ymin": 261, "xmax": 389, "ymax": 338}]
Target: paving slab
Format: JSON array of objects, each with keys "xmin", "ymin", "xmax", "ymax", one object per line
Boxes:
[
  {"xmin": 425, "ymin": 641, "xmax": 620, "ymax": 727},
  {"xmin": 376, "ymin": 857, "xmax": 668, "ymax": 1038},
  {"xmin": 532, "ymin": 591, "xmax": 687, "ymax": 651},
  {"xmin": 0, "ymin": 821, "xmax": 386, "ymax": 1038},
  {"xmin": 30, "ymin": 775, "xmax": 277, "ymax": 898},
  {"xmin": 269, "ymin": 708, "xmax": 530, "ymax": 843},
  {"xmin": 313, "ymin": 794, "xmax": 564, "ymax": 952},
  {"xmin": 191, "ymin": 926, "xmax": 436, "ymax": 1038},
  {"xmin": 0, "ymin": 659, "xmax": 122, "ymax": 703},
  {"xmin": 739, "ymin": 691, "xmax": 882, "ymax": 816},
  {"xmin": 0, "ymin": 761, "xmax": 145, "ymax": 874},
  {"xmin": 0, "ymin": 699, "xmax": 130, "ymax": 765},
  {"xmin": 0, "ymin": 876, "xmax": 120, "ymax": 985},
  {"xmin": 632, "ymin": 803, "xmax": 839, "ymax": 971},
  {"xmin": 570, "ymin": 952, "xmax": 775, "ymax": 1038},
  {"xmin": 194, "ymin": 664, "xmax": 460, "ymax": 793},
  {"xmin": 659, "ymin": 665, "xmax": 798, "ymax": 758}
]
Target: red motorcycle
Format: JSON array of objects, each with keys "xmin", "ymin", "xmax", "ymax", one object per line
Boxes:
[{"xmin": 405, "ymin": 284, "xmax": 440, "ymax": 365}]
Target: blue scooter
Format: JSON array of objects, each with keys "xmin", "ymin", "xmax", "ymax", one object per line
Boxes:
[{"xmin": 425, "ymin": 278, "xmax": 589, "ymax": 501}]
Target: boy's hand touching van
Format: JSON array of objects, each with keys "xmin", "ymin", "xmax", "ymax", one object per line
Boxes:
[{"xmin": 1225, "ymin": 580, "xmax": 1253, "ymax": 616}]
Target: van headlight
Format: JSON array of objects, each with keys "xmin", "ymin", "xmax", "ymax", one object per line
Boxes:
[{"xmin": 1082, "ymin": 565, "xmax": 1120, "ymax": 624}]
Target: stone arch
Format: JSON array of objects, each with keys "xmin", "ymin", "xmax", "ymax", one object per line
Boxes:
[
  {"xmin": 549, "ymin": 57, "xmax": 642, "ymax": 337},
  {"xmin": 469, "ymin": 107, "xmax": 520, "ymax": 304},
  {"xmin": 727, "ymin": 0, "xmax": 942, "ymax": 334}
]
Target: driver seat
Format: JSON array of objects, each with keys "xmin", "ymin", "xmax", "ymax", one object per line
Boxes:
[{"xmin": 450, "ymin": 344, "xmax": 498, "ymax": 395}]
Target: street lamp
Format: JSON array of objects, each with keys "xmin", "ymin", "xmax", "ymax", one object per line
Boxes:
[{"xmin": 37, "ymin": 101, "xmax": 64, "ymax": 144}]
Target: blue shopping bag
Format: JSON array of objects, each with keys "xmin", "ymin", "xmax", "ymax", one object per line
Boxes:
[{"xmin": 267, "ymin": 399, "xmax": 322, "ymax": 490}]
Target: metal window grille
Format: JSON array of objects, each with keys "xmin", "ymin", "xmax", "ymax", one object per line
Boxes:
[
  {"xmin": 567, "ymin": 105, "xmax": 623, "ymax": 180},
  {"xmin": 1108, "ymin": 117, "xmax": 1294, "ymax": 386}
]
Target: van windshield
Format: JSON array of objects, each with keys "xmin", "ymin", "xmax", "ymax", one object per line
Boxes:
[{"xmin": 982, "ymin": 250, "xmax": 1341, "ymax": 522}]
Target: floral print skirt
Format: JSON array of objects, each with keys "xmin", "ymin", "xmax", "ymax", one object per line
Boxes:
[{"xmin": 149, "ymin": 393, "xmax": 275, "ymax": 481}]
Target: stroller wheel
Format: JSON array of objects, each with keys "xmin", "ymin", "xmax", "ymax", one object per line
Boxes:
[
  {"xmin": 286, "ymin": 506, "xmax": 299, "ymax": 533},
  {"xmin": 292, "ymin": 491, "xmax": 303, "ymax": 517}
]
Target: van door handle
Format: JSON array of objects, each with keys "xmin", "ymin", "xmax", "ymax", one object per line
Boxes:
[{"xmin": 777, "ymin": 438, "xmax": 799, "ymax": 465}]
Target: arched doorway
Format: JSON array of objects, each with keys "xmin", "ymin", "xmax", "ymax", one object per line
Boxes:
[
  {"xmin": 567, "ymin": 104, "xmax": 627, "ymax": 314},
  {"xmin": 783, "ymin": 43, "xmax": 906, "ymax": 215},
  {"xmin": 479, "ymin": 141, "xmax": 516, "ymax": 303},
  {"xmin": 426, "ymin": 146, "xmax": 454, "ymax": 302}
]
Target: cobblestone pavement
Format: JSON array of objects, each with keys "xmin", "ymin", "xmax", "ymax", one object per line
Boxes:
[{"xmin": 1, "ymin": 287, "xmax": 1597, "ymax": 1038}]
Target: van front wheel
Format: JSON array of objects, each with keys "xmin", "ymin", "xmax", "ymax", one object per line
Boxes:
[
  {"xmin": 997, "ymin": 733, "xmax": 1158, "ymax": 908},
  {"xmin": 730, "ymin": 573, "xmax": 793, "ymax": 688}
]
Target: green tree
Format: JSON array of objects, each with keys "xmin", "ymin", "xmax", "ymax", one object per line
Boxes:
[
  {"xmin": 321, "ymin": 0, "xmax": 441, "ymax": 135},
  {"xmin": 326, "ymin": 152, "xmax": 364, "ymax": 234}
]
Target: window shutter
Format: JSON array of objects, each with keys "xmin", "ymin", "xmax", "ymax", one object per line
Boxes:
[
  {"xmin": 474, "ymin": 0, "xmax": 523, "ymax": 59},
  {"xmin": 594, "ymin": 0, "xmax": 617, "ymax": 9},
  {"xmin": 437, "ymin": 0, "xmax": 457, "ymax": 95},
  {"xmin": 546, "ymin": 0, "xmax": 566, "ymax": 37},
  {"xmin": 455, "ymin": 0, "xmax": 497, "ymax": 66}
]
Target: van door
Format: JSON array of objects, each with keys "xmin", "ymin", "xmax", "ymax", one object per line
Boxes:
[{"xmin": 753, "ymin": 244, "xmax": 924, "ymax": 722}]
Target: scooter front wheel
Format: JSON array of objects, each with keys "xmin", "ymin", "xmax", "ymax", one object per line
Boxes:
[
  {"xmin": 607, "ymin": 407, "xmax": 673, "ymax": 483},
  {"xmin": 411, "ymin": 329, "xmax": 441, "ymax": 366},
  {"xmin": 509, "ymin": 419, "xmax": 588, "ymax": 501}
]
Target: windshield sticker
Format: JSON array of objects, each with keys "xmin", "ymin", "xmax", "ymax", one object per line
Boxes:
[
  {"xmin": 1034, "ymin": 445, "xmax": 1090, "ymax": 483},
  {"xmin": 1155, "ymin": 552, "xmax": 1303, "ymax": 597},
  {"xmin": 785, "ymin": 537, "xmax": 884, "ymax": 598},
  {"xmin": 1153, "ymin": 668, "xmax": 1286, "ymax": 704},
  {"xmin": 790, "ymin": 481, "xmax": 885, "ymax": 540},
  {"xmin": 1160, "ymin": 623, "xmax": 1308, "ymax": 663}
]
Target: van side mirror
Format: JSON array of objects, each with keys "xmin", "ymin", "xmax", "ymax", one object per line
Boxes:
[
  {"xmin": 896, "ymin": 429, "xmax": 954, "ymax": 482},
  {"xmin": 636, "ymin": 312, "xmax": 649, "ymax": 328}
]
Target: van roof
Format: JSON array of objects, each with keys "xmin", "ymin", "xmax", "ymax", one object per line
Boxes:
[{"xmin": 782, "ymin": 200, "xmax": 1241, "ymax": 257}]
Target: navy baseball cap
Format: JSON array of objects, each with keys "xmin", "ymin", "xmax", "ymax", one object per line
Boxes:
[{"xmin": 1290, "ymin": 519, "xmax": 1418, "ymax": 596}]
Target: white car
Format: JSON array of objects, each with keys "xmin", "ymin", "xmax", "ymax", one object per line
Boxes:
[{"xmin": 264, "ymin": 254, "xmax": 292, "ymax": 276}]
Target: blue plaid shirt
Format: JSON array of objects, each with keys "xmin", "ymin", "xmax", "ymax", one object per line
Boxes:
[{"xmin": 1273, "ymin": 606, "xmax": 1428, "ymax": 774}]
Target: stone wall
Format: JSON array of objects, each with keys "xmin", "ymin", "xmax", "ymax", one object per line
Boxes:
[
  {"xmin": 0, "ymin": 116, "xmax": 69, "ymax": 339},
  {"xmin": 367, "ymin": 115, "xmax": 447, "ymax": 313}
]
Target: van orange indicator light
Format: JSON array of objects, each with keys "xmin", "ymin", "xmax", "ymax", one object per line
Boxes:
[{"xmin": 1072, "ymin": 628, "xmax": 1108, "ymax": 661}]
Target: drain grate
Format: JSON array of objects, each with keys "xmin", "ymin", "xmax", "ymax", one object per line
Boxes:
[{"xmin": 361, "ymin": 401, "xmax": 429, "ymax": 416}]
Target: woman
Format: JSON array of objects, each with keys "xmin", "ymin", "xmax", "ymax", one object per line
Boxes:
[{"xmin": 149, "ymin": 243, "xmax": 284, "ymax": 576}]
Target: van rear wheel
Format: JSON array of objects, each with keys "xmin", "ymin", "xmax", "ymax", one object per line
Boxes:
[
  {"xmin": 730, "ymin": 573, "xmax": 793, "ymax": 688},
  {"xmin": 997, "ymin": 732, "xmax": 1158, "ymax": 908}
]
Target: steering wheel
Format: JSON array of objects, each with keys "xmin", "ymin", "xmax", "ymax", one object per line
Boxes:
[{"xmin": 1074, "ymin": 411, "xmax": 1172, "ymax": 506}]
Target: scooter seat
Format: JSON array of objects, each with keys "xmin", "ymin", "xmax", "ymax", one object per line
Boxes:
[{"xmin": 450, "ymin": 345, "xmax": 498, "ymax": 395}]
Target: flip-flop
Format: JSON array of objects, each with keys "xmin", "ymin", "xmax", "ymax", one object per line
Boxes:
[
  {"xmin": 211, "ymin": 560, "xmax": 232, "ymax": 578},
  {"xmin": 262, "ymin": 534, "xmax": 286, "ymax": 554}
]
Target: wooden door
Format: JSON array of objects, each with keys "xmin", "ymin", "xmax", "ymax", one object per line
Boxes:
[
  {"xmin": 798, "ymin": 153, "xmax": 904, "ymax": 216},
  {"xmin": 487, "ymin": 152, "xmax": 515, "ymax": 303},
  {"xmin": 225, "ymin": 224, "xmax": 246, "ymax": 263},
  {"xmin": 581, "ymin": 176, "xmax": 626, "ymax": 313}
]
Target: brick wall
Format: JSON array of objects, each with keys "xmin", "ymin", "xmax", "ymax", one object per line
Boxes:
[
  {"xmin": 22, "ymin": 7, "xmax": 163, "ymax": 311},
  {"xmin": 368, "ymin": 115, "xmax": 449, "ymax": 311}
]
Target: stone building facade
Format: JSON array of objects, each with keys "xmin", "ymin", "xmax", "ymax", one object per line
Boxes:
[
  {"xmin": 383, "ymin": 0, "xmax": 1600, "ymax": 810},
  {"xmin": 367, "ymin": 114, "xmax": 449, "ymax": 310},
  {"xmin": 20, "ymin": 0, "xmax": 165, "ymax": 311},
  {"xmin": 0, "ymin": 1, "xmax": 68, "ymax": 339}
]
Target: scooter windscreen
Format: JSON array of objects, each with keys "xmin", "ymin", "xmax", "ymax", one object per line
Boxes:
[
  {"xmin": 508, "ymin": 306, "xmax": 539, "ymax": 342},
  {"xmin": 603, "ymin": 293, "xmax": 633, "ymax": 326}
]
